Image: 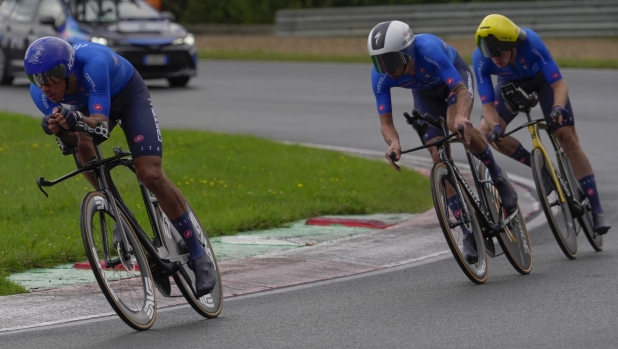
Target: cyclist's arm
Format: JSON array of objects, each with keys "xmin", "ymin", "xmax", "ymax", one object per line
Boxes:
[
  {"xmin": 426, "ymin": 40, "xmax": 472, "ymax": 141},
  {"xmin": 472, "ymin": 49, "xmax": 500, "ymax": 128},
  {"xmin": 380, "ymin": 112, "xmax": 402, "ymax": 171},
  {"xmin": 451, "ymin": 81, "xmax": 473, "ymax": 120},
  {"xmin": 550, "ymin": 79, "xmax": 569, "ymax": 109},
  {"xmin": 379, "ymin": 112, "xmax": 400, "ymax": 148},
  {"xmin": 80, "ymin": 113, "xmax": 108, "ymax": 128},
  {"xmin": 526, "ymin": 30, "xmax": 568, "ymax": 108},
  {"xmin": 481, "ymin": 103, "xmax": 501, "ymax": 129},
  {"xmin": 371, "ymin": 68, "xmax": 401, "ymax": 170}
]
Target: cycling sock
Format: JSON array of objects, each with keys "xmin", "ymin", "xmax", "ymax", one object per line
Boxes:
[
  {"xmin": 473, "ymin": 145, "xmax": 502, "ymax": 178},
  {"xmin": 509, "ymin": 143, "xmax": 531, "ymax": 167},
  {"xmin": 578, "ymin": 174, "xmax": 603, "ymax": 214},
  {"xmin": 447, "ymin": 195, "xmax": 470, "ymax": 235},
  {"xmin": 170, "ymin": 211, "xmax": 205, "ymax": 260}
]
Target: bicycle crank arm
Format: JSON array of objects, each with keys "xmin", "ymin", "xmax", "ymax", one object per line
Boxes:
[{"xmin": 501, "ymin": 207, "xmax": 520, "ymax": 229}]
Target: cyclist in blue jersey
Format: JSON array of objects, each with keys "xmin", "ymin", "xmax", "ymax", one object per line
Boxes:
[
  {"xmin": 473, "ymin": 14, "xmax": 610, "ymax": 235},
  {"xmin": 368, "ymin": 20, "xmax": 519, "ymax": 263},
  {"xmin": 24, "ymin": 37, "xmax": 216, "ymax": 296}
]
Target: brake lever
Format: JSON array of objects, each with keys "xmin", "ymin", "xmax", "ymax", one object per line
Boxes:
[
  {"xmin": 36, "ymin": 177, "xmax": 50, "ymax": 198},
  {"xmin": 388, "ymin": 151, "xmax": 401, "ymax": 171}
]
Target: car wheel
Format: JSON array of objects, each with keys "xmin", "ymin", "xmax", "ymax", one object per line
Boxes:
[
  {"xmin": 167, "ymin": 76, "xmax": 190, "ymax": 87},
  {"xmin": 0, "ymin": 48, "xmax": 14, "ymax": 85}
]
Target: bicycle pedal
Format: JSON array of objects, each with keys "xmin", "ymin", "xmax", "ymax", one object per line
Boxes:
[{"xmin": 568, "ymin": 200, "xmax": 585, "ymax": 218}]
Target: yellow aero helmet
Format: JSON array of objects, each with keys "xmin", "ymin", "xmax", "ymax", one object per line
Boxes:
[{"xmin": 475, "ymin": 14, "xmax": 527, "ymax": 57}]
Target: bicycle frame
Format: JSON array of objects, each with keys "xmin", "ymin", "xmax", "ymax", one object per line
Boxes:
[
  {"xmin": 502, "ymin": 113, "xmax": 568, "ymax": 205},
  {"xmin": 37, "ymin": 139, "xmax": 179, "ymax": 276},
  {"xmin": 399, "ymin": 112, "xmax": 516, "ymax": 237}
]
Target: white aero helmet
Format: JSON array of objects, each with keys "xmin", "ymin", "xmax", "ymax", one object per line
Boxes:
[{"xmin": 367, "ymin": 20, "xmax": 415, "ymax": 74}]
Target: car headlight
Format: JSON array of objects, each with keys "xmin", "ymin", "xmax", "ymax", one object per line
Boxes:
[
  {"xmin": 173, "ymin": 34, "xmax": 195, "ymax": 46},
  {"xmin": 90, "ymin": 37, "xmax": 108, "ymax": 46}
]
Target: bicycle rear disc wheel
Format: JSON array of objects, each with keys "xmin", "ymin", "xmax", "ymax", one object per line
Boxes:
[
  {"xmin": 160, "ymin": 202, "xmax": 223, "ymax": 318},
  {"xmin": 431, "ymin": 162, "xmax": 488, "ymax": 284},
  {"xmin": 562, "ymin": 158, "xmax": 603, "ymax": 251},
  {"xmin": 531, "ymin": 149, "xmax": 578, "ymax": 259},
  {"xmin": 477, "ymin": 163, "xmax": 533, "ymax": 275},
  {"xmin": 81, "ymin": 192, "xmax": 156, "ymax": 331}
]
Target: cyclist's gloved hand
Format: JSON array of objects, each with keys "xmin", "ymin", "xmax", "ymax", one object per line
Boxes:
[
  {"xmin": 57, "ymin": 107, "xmax": 84, "ymax": 130},
  {"xmin": 487, "ymin": 125, "xmax": 504, "ymax": 144},
  {"xmin": 41, "ymin": 114, "xmax": 55, "ymax": 135},
  {"xmin": 550, "ymin": 106, "xmax": 568, "ymax": 125}
]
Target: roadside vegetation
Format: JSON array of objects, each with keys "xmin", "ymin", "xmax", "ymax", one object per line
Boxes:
[
  {"xmin": 0, "ymin": 113, "xmax": 432, "ymax": 294},
  {"xmin": 198, "ymin": 50, "xmax": 618, "ymax": 69}
]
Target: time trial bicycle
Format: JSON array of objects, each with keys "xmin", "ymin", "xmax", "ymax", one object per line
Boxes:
[
  {"xmin": 36, "ymin": 121, "xmax": 223, "ymax": 330},
  {"xmin": 391, "ymin": 110, "xmax": 533, "ymax": 284},
  {"xmin": 499, "ymin": 83, "xmax": 602, "ymax": 257}
]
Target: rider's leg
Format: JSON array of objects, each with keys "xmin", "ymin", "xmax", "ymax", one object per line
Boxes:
[
  {"xmin": 427, "ymin": 137, "xmax": 476, "ymax": 260},
  {"xmin": 553, "ymin": 126, "xmax": 610, "ymax": 233},
  {"xmin": 134, "ymin": 156, "xmax": 217, "ymax": 293},
  {"xmin": 133, "ymin": 156, "xmax": 204, "ymax": 255},
  {"xmin": 479, "ymin": 117, "xmax": 531, "ymax": 166},
  {"xmin": 449, "ymin": 110, "xmax": 518, "ymax": 212},
  {"xmin": 117, "ymin": 71, "xmax": 217, "ymax": 294},
  {"xmin": 538, "ymin": 82, "xmax": 610, "ymax": 233},
  {"xmin": 76, "ymin": 133, "xmax": 98, "ymax": 188}
]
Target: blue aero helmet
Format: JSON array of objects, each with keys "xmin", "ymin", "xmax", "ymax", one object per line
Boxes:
[{"xmin": 24, "ymin": 36, "xmax": 75, "ymax": 88}]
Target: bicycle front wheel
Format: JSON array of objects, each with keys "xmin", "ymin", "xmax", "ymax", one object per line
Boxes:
[
  {"xmin": 477, "ymin": 163, "xmax": 533, "ymax": 275},
  {"xmin": 431, "ymin": 162, "xmax": 488, "ymax": 284},
  {"xmin": 81, "ymin": 192, "xmax": 157, "ymax": 331},
  {"xmin": 531, "ymin": 149, "xmax": 578, "ymax": 259}
]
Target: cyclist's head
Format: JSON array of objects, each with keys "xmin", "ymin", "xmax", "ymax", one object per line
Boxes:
[
  {"xmin": 24, "ymin": 36, "xmax": 75, "ymax": 88},
  {"xmin": 367, "ymin": 20, "xmax": 415, "ymax": 74},
  {"xmin": 475, "ymin": 14, "xmax": 527, "ymax": 58}
]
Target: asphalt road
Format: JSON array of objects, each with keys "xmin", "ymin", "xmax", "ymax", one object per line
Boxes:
[{"xmin": 0, "ymin": 61, "xmax": 616, "ymax": 348}]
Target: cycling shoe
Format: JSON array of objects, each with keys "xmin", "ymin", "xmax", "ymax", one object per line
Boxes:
[
  {"xmin": 593, "ymin": 212, "xmax": 611, "ymax": 235},
  {"xmin": 190, "ymin": 253, "xmax": 217, "ymax": 297},
  {"xmin": 493, "ymin": 172, "xmax": 518, "ymax": 215},
  {"xmin": 463, "ymin": 233, "xmax": 478, "ymax": 264}
]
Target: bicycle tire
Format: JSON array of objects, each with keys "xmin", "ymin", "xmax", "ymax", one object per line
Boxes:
[
  {"xmin": 561, "ymin": 155, "xmax": 602, "ymax": 251},
  {"xmin": 431, "ymin": 162, "xmax": 488, "ymax": 284},
  {"xmin": 80, "ymin": 192, "xmax": 157, "ymax": 331},
  {"xmin": 158, "ymin": 202, "xmax": 223, "ymax": 318},
  {"xmin": 477, "ymin": 163, "xmax": 533, "ymax": 275},
  {"xmin": 531, "ymin": 149, "xmax": 578, "ymax": 259}
]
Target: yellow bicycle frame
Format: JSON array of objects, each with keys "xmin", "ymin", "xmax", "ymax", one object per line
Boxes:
[{"xmin": 528, "ymin": 122, "xmax": 566, "ymax": 204}]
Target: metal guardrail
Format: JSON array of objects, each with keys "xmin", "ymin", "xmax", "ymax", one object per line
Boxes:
[{"xmin": 275, "ymin": 0, "xmax": 618, "ymax": 38}]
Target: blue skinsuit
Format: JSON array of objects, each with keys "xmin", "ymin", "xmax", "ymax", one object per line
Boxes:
[
  {"xmin": 472, "ymin": 28, "xmax": 574, "ymax": 129},
  {"xmin": 30, "ymin": 42, "xmax": 163, "ymax": 158},
  {"xmin": 371, "ymin": 34, "xmax": 474, "ymax": 141}
]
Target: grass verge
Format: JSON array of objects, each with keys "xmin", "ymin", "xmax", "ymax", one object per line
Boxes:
[
  {"xmin": 0, "ymin": 113, "xmax": 432, "ymax": 294},
  {"xmin": 199, "ymin": 50, "xmax": 618, "ymax": 69}
]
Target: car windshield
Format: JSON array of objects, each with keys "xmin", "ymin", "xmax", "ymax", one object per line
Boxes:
[{"xmin": 65, "ymin": 0, "xmax": 160, "ymax": 22}]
